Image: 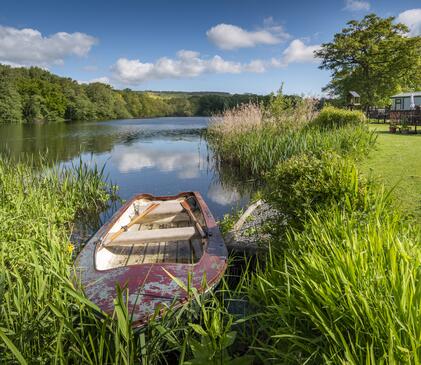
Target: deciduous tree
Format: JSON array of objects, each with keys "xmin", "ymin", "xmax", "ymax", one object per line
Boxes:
[{"xmin": 316, "ymin": 14, "xmax": 421, "ymax": 108}]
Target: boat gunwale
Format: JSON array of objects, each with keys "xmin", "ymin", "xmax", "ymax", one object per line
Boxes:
[
  {"xmin": 74, "ymin": 191, "xmax": 227, "ymax": 327},
  {"xmin": 91, "ymin": 191, "xmax": 225, "ymax": 272}
]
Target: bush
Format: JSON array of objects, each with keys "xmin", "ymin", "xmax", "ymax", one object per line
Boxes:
[
  {"xmin": 311, "ymin": 106, "xmax": 366, "ymax": 130},
  {"xmin": 264, "ymin": 153, "xmax": 371, "ymax": 227},
  {"xmin": 207, "ymin": 103, "xmax": 375, "ymax": 179}
]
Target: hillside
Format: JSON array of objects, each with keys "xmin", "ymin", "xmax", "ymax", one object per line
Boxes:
[{"xmin": 0, "ymin": 64, "xmax": 268, "ymax": 123}]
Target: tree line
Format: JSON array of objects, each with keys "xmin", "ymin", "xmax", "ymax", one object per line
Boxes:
[{"xmin": 0, "ymin": 65, "xmax": 269, "ymax": 124}]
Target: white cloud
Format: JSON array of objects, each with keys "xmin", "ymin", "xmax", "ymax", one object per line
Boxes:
[
  {"xmin": 344, "ymin": 0, "xmax": 370, "ymax": 11},
  {"xmin": 110, "ymin": 39, "xmax": 322, "ymax": 85},
  {"xmin": 280, "ymin": 39, "xmax": 321, "ymax": 66},
  {"xmin": 397, "ymin": 9, "xmax": 421, "ymax": 36},
  {"xmin": 111, "ymin": 51, "xmax": 265, "ymax": 85},
  {"xmin": 0, "ymin": 25, "xmax": 97, "ymax": 66},
  {"xmin": 206, "ymin": 22, "xmax": 290, "ymax": 50},
  {"xmin": 244, "ymin": 59, "xmax": 266, "ymax": 73}
]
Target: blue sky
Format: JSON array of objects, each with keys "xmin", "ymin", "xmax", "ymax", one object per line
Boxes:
[{"xmin": 0, "ymin": 0, "xmax": 420, "ymax": 94}]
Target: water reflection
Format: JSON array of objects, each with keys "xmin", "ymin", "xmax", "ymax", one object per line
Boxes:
[
  {"xmin": 112, "ymin": 141, "xmax": 203, "ymax": 179},
  {"xmin": 0, "ymin": 117, "xmax": 250, "ymax": 218},
  {"xmin": 207, "ymin": 181, "xmax": 241, "ymax": 206}
]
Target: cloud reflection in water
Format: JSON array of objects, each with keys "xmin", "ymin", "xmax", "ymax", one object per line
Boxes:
[
  {"xmin": 112, "ymin": 140, "xmax": 204, "ymax": 179},
  {"xmin": 207, "ymin": 180, "xmax": 241, "ymax": 206}
]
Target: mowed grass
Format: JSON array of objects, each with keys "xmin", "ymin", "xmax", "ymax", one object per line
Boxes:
[{"xmin": 360, "ymin": 124, "xmax": 421, "ymax": 220}]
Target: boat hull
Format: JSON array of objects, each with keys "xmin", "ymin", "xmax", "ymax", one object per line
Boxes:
[{"xmin": 74, "ymin": 192, "xmax": 227, "ymax": 327}]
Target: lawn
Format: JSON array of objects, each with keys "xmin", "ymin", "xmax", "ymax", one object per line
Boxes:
[{"xmin": 360, "ymin": 123, "xmax": 421, "ymax": 220}]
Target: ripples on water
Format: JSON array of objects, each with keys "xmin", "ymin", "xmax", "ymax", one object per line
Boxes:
[{"xmin": 0, "ymin": 117, "xmax": 251, "ymax": 220}]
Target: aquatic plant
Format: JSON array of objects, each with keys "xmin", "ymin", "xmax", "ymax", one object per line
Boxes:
[
  {"xmin": 0, "ymin": 156, "xmax": 254, "ymax": 364},
  {"xmin": 248, "ymin": 196, "xmax": 420, "ymax": 363},
  {"xmin": 208, "ymin": 105, "xmax": 376, "ymax": 178}
]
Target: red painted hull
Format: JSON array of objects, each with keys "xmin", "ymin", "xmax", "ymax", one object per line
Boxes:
[{"xmin": 74, "ymin": 192, "xmax": 227, "ymax": 327}]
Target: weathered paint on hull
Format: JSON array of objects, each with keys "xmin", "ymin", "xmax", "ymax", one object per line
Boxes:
[{"xmin": 74, "ymin": 192, "xmax": 227, "ymax": 327}]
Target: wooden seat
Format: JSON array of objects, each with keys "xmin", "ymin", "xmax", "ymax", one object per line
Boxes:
[
  {"xmin": 137, "ymin": 201, "xmax": 184, "ymax": 216},
  {"xmin": 109, "ymin": 227, "xmax": 199, "ymax": 246},
  {"xmin": 137, "ymin": 212, "xmax": 190, "ymax": 226}
]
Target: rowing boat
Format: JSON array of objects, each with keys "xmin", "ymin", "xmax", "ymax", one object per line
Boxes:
[{"xmin": 74, "ymin": 192, "xmax": 227, "ymax": 326}]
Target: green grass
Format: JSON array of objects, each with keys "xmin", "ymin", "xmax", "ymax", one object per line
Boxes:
[
  {"xmin": 208, "ymin": 106, "xmax": 421, "ymax": 363},
  {"xmin": 360, "ymin": 124, "xmax": 421, "ymax": 220},
  {"xmin": 2, "ymin": 105, "xmax": 420, "ymax": 364},
  {"xmin": 0, "ymin": 155, "xmax": 255, "ymax": 364},
  {"xmin": 208, "ymin": 113, "xmax": 375, "ymax": 179},
  {"xmin": 248, "ymin": 152, "xmax": 421, "ymax": 363}
]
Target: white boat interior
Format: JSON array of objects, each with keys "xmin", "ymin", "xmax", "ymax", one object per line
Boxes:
[{"xmin": 95, "ymin": 196, "xmax": 206, "ymax": 271}]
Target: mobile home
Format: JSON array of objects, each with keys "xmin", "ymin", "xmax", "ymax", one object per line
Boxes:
[{"xmin": 391, "ymin": 92, "xmax": 421, "ymax": 111}]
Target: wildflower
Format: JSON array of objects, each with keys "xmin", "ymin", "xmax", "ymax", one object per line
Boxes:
[{"xmin": 67, "ymin": 242, "xmax": 74, "ymax": 254}]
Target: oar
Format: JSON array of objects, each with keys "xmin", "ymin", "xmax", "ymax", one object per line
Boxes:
[
  {"xmin": 109, "ymin": 202, "xmax": 160, "ymax": 243},
  {"xmin": 180, "ymin": 200, "xmax": 206, "ymax": 238}
]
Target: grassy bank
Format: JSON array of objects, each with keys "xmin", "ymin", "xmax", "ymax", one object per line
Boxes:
[
  {"xmin": 208, "ymin": 104, "xmax": 375, "ymax": 178},
  {"xmin": 208, "ymin": 103, "xmax": 421, "ymax": 363},
  {"xmin": 360, "ymin": 124, "xmax": 421, "ymax": 219},
  {"xmin": 0, "ymin": 156, "xmax": 254, "ymax": 364},
  {"xmin": 2, "ymin": 102, "xmax": 420, "ymax": 363},
  {"xmin": 0, "ymin": 157, "xmax": 118, "ymax": 363}
]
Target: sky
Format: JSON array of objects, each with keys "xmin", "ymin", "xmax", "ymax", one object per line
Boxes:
[{"xmin": 0, "ymin": 0, "xmax": 420, "ymax": 95}]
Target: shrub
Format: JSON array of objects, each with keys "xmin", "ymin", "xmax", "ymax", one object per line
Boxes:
[
  {"xmin": 311, "ymin": 106, "xmax": 366, "ymax": 130},
  {"xmin": 264, "ymin": 153, "xmax": 371, "ymax": 227}
]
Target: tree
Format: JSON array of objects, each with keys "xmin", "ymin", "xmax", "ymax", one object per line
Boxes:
[
  {"xmin": 315, "ymin": 14, "xmax": 421, "ymax": 108},
  {"xmin": 196, "ymin": 95, "xmax": 228, "ymax": 115},
  {"xmin": 112, "ymin": 92, "xmax": 131, "ymax": 119},
  {"xmin": 121, "ymin": 90, "xmax": 143, "ymax": 117},
  {"xmin": 65, "ymin": 93, "xmax": 97, "ymax": 121},
  {"xmin": 85, "ymin": 83, "xmax": 116, "ymax": 120},
  {"xmin": 23, "ymin": 95, "xmax": 46, "ymax": 122},
  {"xmin": 0, "ymin": 77, "xmax": 23, "ymax": 123}
]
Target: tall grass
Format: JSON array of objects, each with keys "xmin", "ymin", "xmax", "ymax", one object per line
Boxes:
[
  {"xmin": 208, "ymin": 104, "xmax": 376, "ymax": 177},
  {"xmin": 0, "ymin": 156, "xmax": 118, "ymax": 363},
  {"xmin": 0, "ymin": 156, "xmax": 254, "ymax": 364},
  {"xmin": 208, "ymin": 102, "xmax": 420, "ymax": 363},
  {"xmin": 2, "ymin": 101, "xmax": 418, "ymax": 364},
  {"xmin": 248, "ymin": 192, "xmax": 421, "ymax": 363}
]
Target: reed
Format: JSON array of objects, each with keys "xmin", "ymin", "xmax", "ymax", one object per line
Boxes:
[
  {"xmin": 246, "ymin": 154, "xmax": 421, "ymax": 363},
  {"xmin": 0, "ymin": 156, "xmax": 253, "ymax": 364},
  {"xmin": 208, "ymin": 102, "xmax": 420, "ymax": 363},
  {"xmin": 248, "ymin": 201, "xmax": 421, "ymax": 363},
  {"xmin": 1, "ymin": 102, "xmax": 417, "ymax": 364},
  {"xmin": 207, "ymin": 105, "xmax": 376, "ymax": 178}
]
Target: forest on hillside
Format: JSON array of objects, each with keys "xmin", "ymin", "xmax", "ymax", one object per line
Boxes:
[{"xmin": 0, "ymin": 64, "xmax": 270, "ymax": 124}]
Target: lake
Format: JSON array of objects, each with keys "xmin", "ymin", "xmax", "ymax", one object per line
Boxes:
[{"xmin": 0, "ymin": 117, "xmax": 250, "ymax": 219}]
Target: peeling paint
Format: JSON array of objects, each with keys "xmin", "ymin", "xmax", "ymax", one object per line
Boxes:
[{"xmin": 74, "ymin": 192, "xmax": 227, "ymax": 326}]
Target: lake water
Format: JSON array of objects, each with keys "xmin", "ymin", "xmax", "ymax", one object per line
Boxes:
[{"xmin": 0, "ymin": 117, "xmax": 249, "ymax": 219}]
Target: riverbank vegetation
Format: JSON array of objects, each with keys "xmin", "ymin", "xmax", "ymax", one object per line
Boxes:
[
  {"xmin": 1, "ymin": 94, "xmax": 420, "ymax": 363},
  {"xmin": 208, "ymin": 99, "xmax": 420, "ymax": 363},
  {"xmin": 208, "ymin": 101, "xmax": 375, "ymax": 177},
  {"xmin": 0, "ymin": 156, "xmax": 254, "ymax": 364},
  {"xmin": 0, "ymin": 64, "xmax": 270, "ymax": 124}
]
